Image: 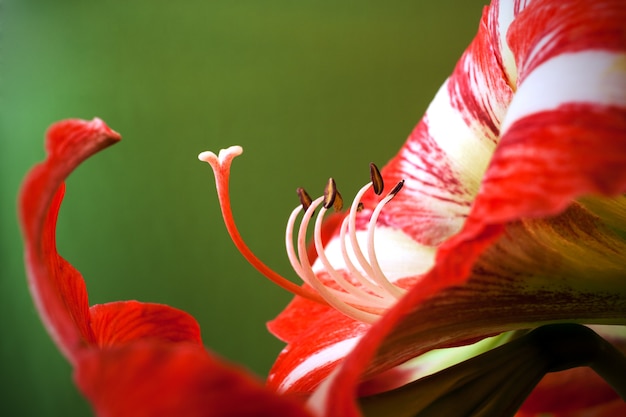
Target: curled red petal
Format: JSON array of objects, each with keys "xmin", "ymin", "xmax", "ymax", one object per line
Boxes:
[
  {"xmin": 75, "ymin": 342, "xmax": 312, "ymax": 417},
  {"xmin": 19, "ymin": 118, "xmax": 205, "ymax": 369},
  {"xmin": 90, "ymin": 301, "xmax": 202, "ymax": 347},
  {"xmin": 19, "ymin": 118, "xmax": 121, "ymax": 363}
]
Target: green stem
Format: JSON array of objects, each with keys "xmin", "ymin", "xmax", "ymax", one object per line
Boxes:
[{"xmin": 359, "ymin": 324, "xmax": 626, "ymax": 417}]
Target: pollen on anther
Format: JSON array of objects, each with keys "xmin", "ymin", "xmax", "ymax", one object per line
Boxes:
[
  {"xmin": 389, "ymin": 180, "xmax": 405, "ymax": 196},
  {"xmin": 333, "ymin": 190, "xmax": 344, "ymax": 212},
  {"xmin": 370, "ymin": 163, "xmax": 384, "ymax": 195},
  {"xmin": 297, "ymin": 188, "xmax": 313, "ymax": 211},
  {"xmin": 323, "ymin": 178, "xmax": 338, "ymax": 209}
]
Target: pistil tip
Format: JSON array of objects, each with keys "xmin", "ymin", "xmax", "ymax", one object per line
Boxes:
[{"xmin": 198, "ymin": 145, "xmax": 243, "ymax": 165}]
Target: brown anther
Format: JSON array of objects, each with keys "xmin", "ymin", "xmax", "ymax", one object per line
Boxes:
[
  {"xmin": 323, "ymin": 178, "xmax": 338, "ymax": 209},
  {"xmin": 389, "ymin": 180, "xmax": 405, "ymax": 197},
  {"xmin": 297, "ymin": 187, "xmax": 313, "ymax": 211},
  {"xmin": 333, "ymin": 190, "xmax": 344, "ymax": 212},
  {"xmin": 370, "ymin": 163, "xmax": 384, "ymax": 195},
  {"xmin": 357, "ymin": 202, "xmax": 364, "ymax": 212}
]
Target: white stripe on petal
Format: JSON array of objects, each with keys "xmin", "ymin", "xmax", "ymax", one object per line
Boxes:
[
  {"xmin": 314, "ymin": 227, "xmax": 436, "ymax": 285},
  {"xmin": 502, "ymin": 51, "xmax": 626, "ymax": 133},
  {"xmin": 277, "ymin": 336, "xmax": 361, "ymax": 393},
  {"xmin": 426, "ymin": 80, "xmax": 498, "ymax": 196},
  {"xmin": 495, "ymin": 0, "xmax": 518, "ymax": 85}
]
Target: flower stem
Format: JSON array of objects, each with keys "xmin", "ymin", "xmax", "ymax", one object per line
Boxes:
[{"xmin": 359, "ymin": 323, "xmax": 626, "ymax": 417}]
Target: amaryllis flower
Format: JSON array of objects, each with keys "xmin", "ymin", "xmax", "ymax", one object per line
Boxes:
[
  {"xmin": 19, "ymin": 0, "xmax": 626, "ymax": 416},
  {"xmin": 200, "ymin": 0, "xmax": 626, "ymax": 415}
]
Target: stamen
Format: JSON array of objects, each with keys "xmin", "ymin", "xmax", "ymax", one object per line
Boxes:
[
  {"xmin": 370, "ymin": 163, "xmax": 384, "ymax": 195},
  {"xmin": 297, "ymin": 187, "xmax": 313, "ymax": 212},
  {"xmin": 323, "ymin": 178, "xmax": 338, "ymax": 209},
  {"xmin": 285, "ymin": 197, "xmax": 324, "ymax": 287},
  {"xmin": 389, "ymin": 179, "xmax": 405, "ymax": 196},
  {"xmin": 338, "ymin": 216, "xmax": 395, "ymax": 300},
  {"xmin": 346, "ymin": 182, "xmax": 405, "ymax": 299},
  {"xmin": 333, "ymin": 190, "xmax": 344, "ymax": 212},
  {"xmin": 366, "ymin": 184, "xmax": 407, "ymax": 299},
  {"xmin": 288, "ymin": 196, "xmax": 381, "ymax": 323},
  {"xmin": 345, "ymin": 184, "xmax": 391, "ymax": 294},
  {"xmin": 313, "ymin": 203, "xmax": 389, "ymax": 308},
  {"xmin": 288, "ymin": 192, "xmax": 383, "ymax": 306},
  {"xmin": 321, "ymin": 178, "xmax": 344, "ymax": 211},
  {"xmin": 198, "ymin": 146, "xmax": 327, "ymax": 305}
]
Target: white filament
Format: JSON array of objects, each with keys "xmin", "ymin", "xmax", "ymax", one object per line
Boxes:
[{"xmin": 285, "ymin": 180, "xmax": 408, "ymax": 322}]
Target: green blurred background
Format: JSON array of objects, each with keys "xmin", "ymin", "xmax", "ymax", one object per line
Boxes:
[{"xmin": 1, "ymin": 0, "xmax": 485, "ymax": 415}]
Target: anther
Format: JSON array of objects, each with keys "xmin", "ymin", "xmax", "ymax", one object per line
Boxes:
[
  {"xmin": 389, "ymin": 180, "xmax": 405, "ymax": 197},
  {"xmin": 297, "ymin": 188, "xmax": 313, "ymax": 211},
  {"xmin": 333, "ymin": 190, "xmax": 344, "ymax": 212},
  {"xmin": 323, "ymin": 178, "xmax": 338, "ymax": 209},
  {"xmin": 370, "ymin": 163, "xmax": 384, "ymax": 195}
]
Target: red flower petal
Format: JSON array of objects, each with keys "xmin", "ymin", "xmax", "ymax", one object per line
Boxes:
[
  {"xmin": 75, "ymin": 341, "xmax": 311, "ymax": 417},
  {"xmin": 19, "ymin": 118, "xmax": 203, "ymax": 358},
  {"xmin": 90, "ymin": 301, "xmax": 202, "ymax": 347},
  {"xmin": 267, "ymin": 295, "xmax": 336, "ymax": 344},
  {"xmin": 267, "ymin": 308, "xmax": 368, "ymax": 395},
  {"xmin": 19, "ymin": 119, "xmax": 121, "ymax": 362},
  {"xmin": 20, "ymin": 119, "xmax": 311, "ymax": 416}
]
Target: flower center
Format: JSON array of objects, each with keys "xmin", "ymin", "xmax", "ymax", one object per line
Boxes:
[{"xmin": 199, "ymin": 146, "xmax": 408, "ymax": 323}]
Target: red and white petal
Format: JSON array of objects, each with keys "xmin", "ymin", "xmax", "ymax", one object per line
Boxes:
[
  {"xmin": 267, "ymin": 309, "xmax": 369, "ymax": 396},
  {"xmin": 75, "ymin": 342, "xmax": 312, "ymax": 417},
  {"xmin": 19, "ymin": 118, "xmax": 121, "ymax": 363},
  {"xmin": 367, "ymin": 203, "xmax": 626, "ymax": 379},
  {"xmin": 502, "ymin": 0, "xmax": 626, "ymax": 139},
  {"xmin": 308, "ymin": 0, "xmax": 626, "ymax": 415},
  {"xmin": 355, "ymin": 0, "xmax": 514, "ymax": 247}
]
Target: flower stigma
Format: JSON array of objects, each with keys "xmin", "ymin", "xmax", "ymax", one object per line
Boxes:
[{"xmin": 199, "ymin": 146, "xmax": 418, "ymax": 324}]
